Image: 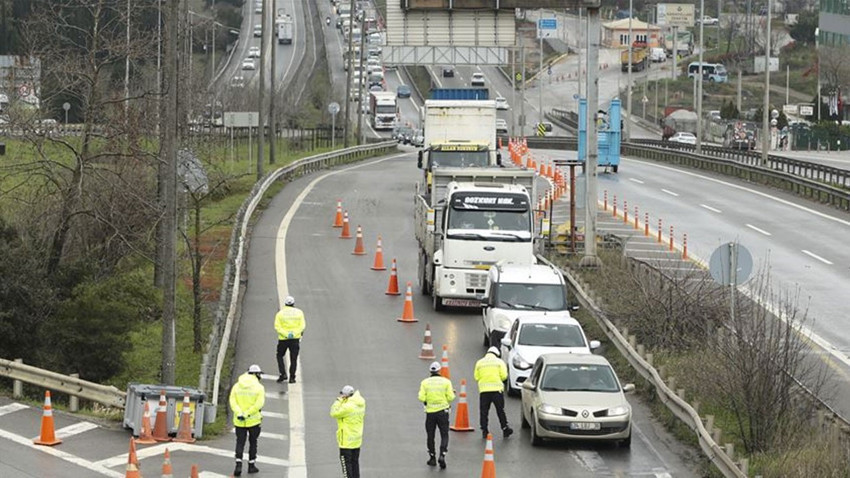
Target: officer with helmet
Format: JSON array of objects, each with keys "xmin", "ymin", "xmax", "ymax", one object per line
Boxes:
[
  {"xmin": 418, "ymin": 361, "xmax": 455, "ymax": 469},
  {"xmin": 274, "ymin": 295, "xmax": 306, "ymax": 383},
  {"xmin": 230, "ymin": 364, "xmax": 266, "ymax": 476},
  {"xmin": 474, "ymin": 346, "xmax": 513, "ymax": 439}
]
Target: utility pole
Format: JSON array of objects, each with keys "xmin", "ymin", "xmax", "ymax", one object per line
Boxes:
[
  {"xmin": 625, "ymin": 1, "xmax": 632, "ymax": 141},
  {"xmin": 672, "ymin": 26, "xmax": 678, "ymax": 81},
  {"xmin": 160, "ymin": 0, "xmax": 180, "ymax": 386},
  {"xmin": 154, "ymin": 0, "xmax": 163, "ymax": 287},
  {"xmin": 737, "ymin": 69, "xmax": 742, "ymax": 112},
  {"xmin": 269, "ymin": 2, "xmax": 277, "ymax": 164},
  {"xmin": 520, "ymin": 42, "xmax": 526, "ymax": 137},
  {"xmin": 696, "ymin": 0, "xmax": 705, "ymax": 153},
  {"xmin": 343, "ymin": 0, "xmax": 356, "ymax": 147},
  {"xmin": 816, "ymin": 28, "xmax": 821, "ymax": 123},
  {"xmin": 357, "ymin": 14, "xmax": 366, "ymax": 144},
  {"xmin": 124, "ymin": 0, "xmax": 130, "ymax": 118},
  {"xmin": 760, "ymin": 0, "xmax": 772, "ymax": 165},
  {"xmin": 581, "ymin": 6, "xmax": 601, "ymax": 267},
  {"xmin": 511, "ymin": 46, "xmax": 516, "ymax": 136},
  {"xmin": 257, "ymin": 0, "xmax": 267, "ymax": 179},
  {"xmin": 578, "ymin": 8, "xmax": 582, "ymax": 100}
]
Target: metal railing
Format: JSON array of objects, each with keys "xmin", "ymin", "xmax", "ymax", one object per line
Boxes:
[{"xmin": 0, "ymin": 358, "xmax": 126, "ymax": 409}]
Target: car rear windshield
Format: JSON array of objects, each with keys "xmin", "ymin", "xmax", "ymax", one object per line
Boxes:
[
  {"xmin": 518, "ymin": 323, "xmax": 586, "ymax": 347},
  {"xmin": 540, "ymin": 364, "xmax": 619, "ymax": 392}
]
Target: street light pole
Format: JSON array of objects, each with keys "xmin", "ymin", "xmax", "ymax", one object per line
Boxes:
[
  {"xmin": 760, "ymin": 0, "xmax": 772, "ymax": 165},
  {"xmin": 626, "ymin": 1, "xmax": 632, "ymax": 141},
  {"xmin": 696, "ymin": 0, "xmax": 705, "ymax": 153},
  {"xmin": 815, "ymin": 27, "xmax": 820, "ymax": 123}
]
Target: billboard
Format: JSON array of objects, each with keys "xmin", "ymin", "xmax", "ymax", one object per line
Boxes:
[
  {"xmin": 657, "ymin": 4, "xmax": 695, "ymax": 27},
  {"xmin": 754, "ymin": 56, "xmax": 779, "ymax": 73}
]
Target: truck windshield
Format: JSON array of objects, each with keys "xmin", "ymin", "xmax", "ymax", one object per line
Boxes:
[
  {"xmin": 495, "ymin": 283, "xmax": 566, "ymax": 311},
  {"xmin": 376, "ymin": 105, "xmax": 396, "ymax": 114},
  {"xmin": 447, "ymin": 209, "xmax": 530, "ymax": 234},
  {"xmin": 430, "ymin": 151, "xmax": 490, "ymax": 168}
]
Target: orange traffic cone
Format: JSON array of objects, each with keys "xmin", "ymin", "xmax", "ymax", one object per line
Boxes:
[
  {"xmin": 480, "ymin": 433, "xmax": 496, "ymax": 478},
  {"xmin": 418, "ymin": 323, "xmax": 436, "ymax": 359},
  {"xmin": 161, "ymin": 448, "xmax": 174, "ymax": 478},
  {"xmin": 339, "ymin": 211, "xmax": 351, "ymax": 239},
  {"xmin": 370, "ymin": 235, "xmax": 386, "ymax": 270},
  {"xmin": 332, "ymin": 199, "xmax": 344, "ymax": 228},
  {"xmin": 152, "ymin": 389, "xmax": 171, "ymax": 442},
  {"xmin": 135, "ymin": 400, "xmax": 156, "ymax": 445},
  {"xmin": 172, "ymin": 392, "xmax": 196, "ymax": 443},
  {"xmin": 450, "ymin": 379, "xmax": 474, "ymax": 432},
  {"xmin": 352, "ymin": 226, "xmax": 366, "ymax": 255},
  {"xmin": 385, "ymin": 258, "xmax": 401, "ymax": 295},
  {"xmin": 396, "ymin": 281, "xmax": 418, "ymax": 323},
  {"xmin": 439, "ymin": 345, "xmax": 451, "ymax": 379},
  {"xmin": 33, "ymin": 390, "xmax": 61, "ymax": 446},
  {"xmin": 125, "ymin": 437, "xmax": 140, "ymax": 478},
  {"xmin": 190, "ymin": 464, "xmax": 200, "ymax": 478}
]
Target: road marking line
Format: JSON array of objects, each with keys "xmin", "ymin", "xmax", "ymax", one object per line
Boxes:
[
  {"xmin": 802, "ymin": 250, "xmax": 833, "ymax": 265},
  {"xmin": 52, "ymin": 421, "xmax": 99, "ymax": 439},
  {"xmin": 95, "ymin": 442, "xmax": 289, "ymax": 468},
  {"xmin": 231, "ymin": 428, "xmax": 288, "ymax": 440},
  {"xmin": 275, "ymin": 152, "xmax": 410, "ymax": 478},
  {"xmin": 629, "ymin": 178, "xmax": 645, "ymax": 184},
  {"xmin": 700, "ymin": 204, "xmax": 721, "ymax": 213},
  {"xmin": 263, "ymin": 411, "xmax": 288, "ymax": 419},
  {"xmin": 0, "ymin": 403, "xmax": 28, "ymax": 416},
  {"xmin": 745, "ymin": 223, "xmax": 772, "ymax": 236},
  {"xmin": 0, "ymin": 427, "xmax": 123, "ymax": 477},
  {"xmin": 661, "ymin": 188, "xmax": 679, "ymax": 197}
]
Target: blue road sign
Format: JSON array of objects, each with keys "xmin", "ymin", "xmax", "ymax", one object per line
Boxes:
[{"xmin": 538, "ymin": 18, "xmax": 557, "ymax": 29}]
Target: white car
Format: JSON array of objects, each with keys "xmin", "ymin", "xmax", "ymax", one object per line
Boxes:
[
  {"xmin": 470, "ymin": 72, "xmax": 486, "ymax": 87},
  {"xmin": 248, "ymin": 46, "xmax": 261, "ymax": 58},
  {"xmin": 521, "ymin": 353, "xmax": 635, "ymax": 447},
  {"xmin": 500, "ymin": 314, "xmax": 600, "ymax": 395},
  {"xmin": 241, "ymin": 58, "xmax": 257, "ymax": 70},
  {"xmin": 669, "ymin": 132, "xmax": 697, "ymax": 145},
  {"xmin": 253, "ymin": 24, "xmax": 262, "ymax": 37},
  {"xmin": 698, "ymin": 16, "xmax": 719, "ymax": 25},
  {"xmin": 495, "ymin": 118, "xmax": 508, "ymax": 135},
  {"xmin": 495, "ymin": 96, "xmax": 509, "ymax": 110}
]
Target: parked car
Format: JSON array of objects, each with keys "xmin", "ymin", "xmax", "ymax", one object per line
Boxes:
[
  {"xmin": 241, "ymin": 58, "xmax": 257, "ymax": 70},
  {"xmin": 495, "ymin": 95, "xmax": 509, "ymax": 110},
  {"xmin": 697, "ymin": 16, "xmax": 719, "ymax": 25},
  {"xmin": 442, "ymin": 66, "xmax": 454, "ymax": 77},
  {"xmin": 253, "ymin": 24, "xmax": 262, "ymax": 37},
  {"xmin": 520, "ymin": 353, "xmax": 635, "ymax": 447},
  {"xmin": 248, "ymin": 46, "xmax": 261, "ymax": 58},
  {"xmin": 668, "ymin": 132, "xmax": 697, "ymax": 144},
  {"xmin": 396, "ymin": 84, "xmax": 411, "ymax": 98},
  {"xmin": 394, "ymin": 125, "xmax": 414, "ymax": 144},
  {"xmin": 500, "ymin": 314, "xmax": 600, "ymax": 395},
  {"xmin": 470, "ymin": 72, "xmax": 486, "ymax": 87},
  {"xmin": 411, "ymin": 128, "xmax": 425, "ymax": 147}
]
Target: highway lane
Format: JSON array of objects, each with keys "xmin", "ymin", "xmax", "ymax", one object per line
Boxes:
[{"xmin": 261, "ymin": 148, "xmax": 698, "ymax": 475}]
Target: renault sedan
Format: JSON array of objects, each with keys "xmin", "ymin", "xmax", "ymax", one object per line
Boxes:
[{"xmin": 521, "ymin": 353, "xmax": 634, "ymax": 447}]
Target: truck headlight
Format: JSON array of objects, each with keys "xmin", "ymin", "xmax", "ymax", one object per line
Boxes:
[
  {"xmin": 512, "ymin": 354, "xmax": 532, "ymax": 370},
  {"xmin": 538, "ymin": 404, "xmax": 561, "ymax": 415},
  {"xmin": 607, "ymin": 405, "xmax": 630, "ymax": 417}
]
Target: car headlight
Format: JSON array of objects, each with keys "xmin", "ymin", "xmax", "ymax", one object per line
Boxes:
[
  {"xmin": 538, "ymin": 404, "xmax": 561, "ymax": 415},
  {"xmin": 511, "ymin": 354, "xmax": 532, "ymax": 370},
  {"xmin": 607, "ymin": 405, "xmax": 630, "ymax": 417}
]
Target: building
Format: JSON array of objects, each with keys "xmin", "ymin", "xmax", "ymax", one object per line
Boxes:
[
  {"xmin": 602, "ymin": 18, "xmax": 663, "ymax": 48},
  {"xmin": 0, "ymin": 55, "xmax": 42, "ymax": 106},
  {"xmin": 819, "ymin": 0, "xmax": 850, "ymax": 46}
]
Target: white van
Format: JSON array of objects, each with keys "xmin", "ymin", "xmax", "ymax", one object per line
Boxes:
[{"xmin": 650, "ymin": 47, "xmax": 666, "ymax": 62}]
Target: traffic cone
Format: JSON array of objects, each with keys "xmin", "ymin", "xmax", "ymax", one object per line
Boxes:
[
  {"xmin": 396, "ymin": 281, "xmax": 418, "ymax": 323},
  {"xmin": 385, "ymin": 258, "xmax": 401, "ymax": 295},
  {"xmin": 439, "ymin": 345, "xmax": 451, "ymax": 379},
  {"xmin": 152, "ymin": 389, "xmax": 171, "ymax": 442},
  {"xmin": 418, "ymin": 323, "xmax": 436, "ymax": 359},
  {"xmin": 480, "ymin": 433, "xmax": 496, "ymax": 478},
  {"xmin": 371, "ymin": 235, "xmax": 386, "ymax": 270},
  {"xmin": 339, "ymin": 211, "xmax": 351, "ymax": 239},
  {"xmin": 125, "ymin": 437, "xmax": 140, "ymax": 478},
  {"xmin": 189, "ymin": 464, "xmax": 200, "ymax": 478},
  {"xmin": 450, "ymin": 379, "xmax": 474, "ymax": 432},
  {"xmin": 172, "ymin": 392, "xmax": 196, "ymax": 443},
  {"xmin": 332, "ymin": 199, "xmax": 344, "ymax": 228},
  {"xmin": 33, "ymin": 390, "xmax": 61, "ymax": 446},
  {"xmin": 352, "ymin": 225, "xmax": 366, "ymax": 255},
  {"xmin": 135, "ymin": 400, "xmax": 156, "ymax": 445},
  {"xmin": 161, "ymin": 448, "xmax": 174, "ymax": 478}
]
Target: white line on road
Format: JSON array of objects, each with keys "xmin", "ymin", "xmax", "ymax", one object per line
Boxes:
[
  {"xmin": 0, "ymin": 403, "xmax": 28, "ymax": 416},
  {"xmin": 52, "ymin": 421, "xmax": 99, "ymax": 439},
  {"xmin": 629, "ymin": 178, "xmax": 645, "ymax": 184},
  {"xmin": 802, "ymin": 250, "xmax": 833, "ymax": 265},
  {"xmin": 745, "ymin": 224, "xmax": 772, "ymax": 236},
  {"xmin": 95, "ymin": 442, "xmax": 290, "ymax": 469},
  {"xmin": 231, "ymin": 428, "xmax": 288, "ymax": 440},
  {"xmin": 262, "ymin": 411, "xmax": 288, "ymax": 419},
  {"xmin": 275, "ymin": 152, "xmax": 411, "ymax": 478},
  {"xmin": 661, "ymin": 189, "xmax": 679, "ymax": 197},
  {"xmin": 700, "ymin": 204, "xmax": 722, "ymax": 213},
  {"xmin": 0, "ymin": 427, "xmax": 123, "ymax": 477}
]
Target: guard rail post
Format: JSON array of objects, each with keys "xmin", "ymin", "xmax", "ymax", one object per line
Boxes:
[
  {"xmin": 69, "ymin": 373, "xmax": 80, "ymax": 412},
  {"xmin": 13, "ymin": 358, "xmax": 23, "ymax": 398}
]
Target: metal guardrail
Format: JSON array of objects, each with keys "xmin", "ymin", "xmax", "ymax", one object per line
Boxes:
[
  {"xmin": 0, "ymin": 358, "xmax": 126, "ymax": 409},
  {"xmin": 547, "ymin": 108, "xmax": 579, "ymax": 132},
  {"xmin": 535, "ymin": 256, "xmax": 746, "ymax": 477},
  {"xmin": 199, "ymin": 141, "xmax": 399, "ymax": 407}
]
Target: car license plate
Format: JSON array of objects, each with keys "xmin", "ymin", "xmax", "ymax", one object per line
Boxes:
[
  {"xmin": 441, "ymin": 298, "xmax": 481, "ymax": 307},
  {"xmin": 570, "ymin": 422, "xmax": 600, "ymax": 430}
]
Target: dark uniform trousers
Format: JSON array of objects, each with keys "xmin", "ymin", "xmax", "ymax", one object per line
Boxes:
[
  {"xmin": 234, "ymin": 425, "xmax": 261, "ymax": 462},
  {"xmin": 425, "ymin": 409, "xmax": 450, "ymax": 455},
  {"xmin": 339, "ymin": 448, "xmax": 360, "ymax": 478},
  {"xmin": 276, "ymin": 338, "xmax": 300, "ymax": 378},
  {"xmin": 479, "ymin": 391, "xmax": 508, "ymax": 433}
]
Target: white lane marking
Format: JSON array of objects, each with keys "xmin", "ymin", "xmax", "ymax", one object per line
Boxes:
[
  {"xmin": 0, "ymin": 427, "xmax": 123, "ymax": 477},
  {"xmin": 745, "ymin": 223, "xmax": 772, "ymax": 236},
  {"xmin": 802, "ymin": 249, "xmax": 833, "ymax": 265},
  {"xmin": 199, "ymin": 472, "xmax": 230, "ymax": 478},
  {"xmin": 0, "ymin": 403, "xmax": 28, "ymax": 416},
  {"xmin": 633, "ymin": 421, "xmax": 673, "ymax": 472},
  {"xmin": 275, "ymin": 152, "xmax": 410, "ymax": 478},
  {"xmin": 661, "ymin": 188, "xmax": 679, "ymax": 197},
  {"xmin": 95, "ymin": 442, "xmax": 289, "ymax": 468},
  {"xmin": 629, "ymin": 178, "xmax": 645, "ymax": 184},
  {"xmin": 263, "ymin": 410, "xmax": 288, "ymax": 419},
  {"xmin": 700, "ymin": 204, "xmax": 721, "ymax": 213},
  {"xmin": 52, "ymin": 421, "xmax": 99, "ymax": 439},
  {"xmin": 231, "ymin": 428, "xmax": 288, "ymax": 440},
  {"xmin": 569, "ymin": 449, "xmax": 607, "ymax": 472}
]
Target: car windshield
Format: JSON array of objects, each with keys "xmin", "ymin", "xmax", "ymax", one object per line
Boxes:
[
  {"xmin": 495, "ymin": 283, "xmax": 565, "ymax": 310},
  {"xmin": 540, "ymin": 364, "xmax": 619, "ymax": 392},
  {"xmin": 518, "ymin": 323, "xmax": 585, "ymax": 347}
]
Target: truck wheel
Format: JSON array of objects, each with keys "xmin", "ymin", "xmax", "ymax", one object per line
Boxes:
[
  {"xmin": 612, "ymin": 164, "xmax": 619, "ymax": 173},
  {"xmin": 418, "ymin": 252, "xmax": 431, "ymax": 295}
]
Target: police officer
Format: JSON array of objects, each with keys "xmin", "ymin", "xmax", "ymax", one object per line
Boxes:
[
  {"xmin": 331, "ymin": 385, "xmax": 366, "ymax": 478},
  {"xmin": 474, "ymin": 347, "xmax": 513, "ymax": 439},
  {"xmin": 418, "ymin": 361, "xmax": 455, "ymax": 469},
  {"xmin": 274, "ymin": 295, "xmax": 306, "ymax": 383},
  {"xmin": 230, "ymin": 364, "xmax": 266, "ymax": 476}
]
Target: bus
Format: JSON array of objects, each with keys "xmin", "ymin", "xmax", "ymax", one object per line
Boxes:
[{"xmin": 687, "ymin": 62, "xmax": 728, "ymax": 83}]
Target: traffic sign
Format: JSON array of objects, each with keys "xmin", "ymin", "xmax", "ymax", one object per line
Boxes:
[
  {"xmin": 328, "ymin": 102, "xmax": 340, "ymax": 116},
  {"xmin": 19, "ymin": 84, "xmax": 29, "ymax": 97},
  {"xmin": 537, "ymin": 123, "xmax": 546, "ymax": 136},
  {"xmin": 515, "ymin": 72, "xmax": 523, "ymax": 82},
  {"xmin": 537, "ymin": 18, "xmax": 557, "ymax": 39},
  {"xmin": 709, "ymin": 242, "xmax": 753, "ymax": 286},
  {"xmin": 799, "ymin": 104, "xmax": 814, "ymax": 116}
]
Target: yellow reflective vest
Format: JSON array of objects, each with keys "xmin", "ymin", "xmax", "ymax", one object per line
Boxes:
[
  {"xmin": 474, "ymin": 352, "xmax": 507, "ymax": 393},
  {"xmin": 229, "ymin": 373, "xmax": 265, "ymax": 428},
  {"xmin": 330, "ymin": 391, "xmax": 366, "ymax": 449},
  {"xmin": 274, "ymin": 306, "xmax": 306, "ymax": 340},
  {"xmin": 418, "ymin": 375, "xmax": 455, "ymax": 413}
]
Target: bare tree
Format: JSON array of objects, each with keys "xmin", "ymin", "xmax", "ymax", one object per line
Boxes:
[{"xmin": 819, "ymin": 46, "xmax": 850, "ymax": 98}]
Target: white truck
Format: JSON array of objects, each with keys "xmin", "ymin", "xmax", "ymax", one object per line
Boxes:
[
  {"xmin": 416, "ymin": 100, "xmax": 500, "ymax": 176},
  {"xmin": 369, "ymin": 91, "xmax": 397, "ymax": 130},
  {"xmin": 415, "ymin": 168, "xmax": 537, "ymax": 311},
  {"xmin": 277, "ymin": 14, "xmax": 293, "ymax": 44}
]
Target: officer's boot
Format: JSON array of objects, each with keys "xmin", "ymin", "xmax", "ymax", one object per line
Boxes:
[
  {"xmin": 438, "ymin": 452, "xmax": 447, "ymax": 469},
  {"xmin": 503, "ymin": 425, "xmax": 514, "ymax": 438},
  {"xmin": 247, "ymin": 461, "xmax": 259, "ymax": 474},
  {"xmin": 426, "ymin": 452, "xmax": 436, "ymax": 467},
  {"xmin": 233, "ymin": 461, "xmax": 243, "ymax": 476}
]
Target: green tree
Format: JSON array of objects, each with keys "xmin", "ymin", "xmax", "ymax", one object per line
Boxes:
[
  {"xmin": 789, "ymin": 10, "xmax": 817, "ymax": 45},
  {"xmin": 720, "ymin": 99, "xmax": 739, "ymax": 120}
]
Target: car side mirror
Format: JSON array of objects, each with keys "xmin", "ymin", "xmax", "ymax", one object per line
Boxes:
[
  {"xmin": 589, "ymin": 340, "xmax": 601, "ymax": 350},
  {"xmin": 417, "ymin": 150, "xmax": 423, "ymax": 169},
  {"xmin": 622, "ymin": 383, "xmax": 635, "ymax": 393},
  {"xmin": 500, "ymin": 337, "xmax": 512, "ymax": 349},
  {"xmin": 522, "ymin": 381, "xmax": 535, "ymax": 391}
]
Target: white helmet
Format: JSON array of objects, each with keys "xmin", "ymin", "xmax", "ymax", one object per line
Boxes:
[
  {"xmin": 248, "ymin": 364, "xmax": 263, "ymax": 375},
  {"xmin": 284, "ymin": 296, "xmax": 295, "ymax": 306},
  {"xmin": 487, "ymin": 346, "xmax": 501, "ymax": 358},
  {"xmin": 429, "ymin": 361, "xmax": 442, "ymax": 373},
  {"xmin": 340, "ymin": 385, "xmax": 355, "ymax": 397}
]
